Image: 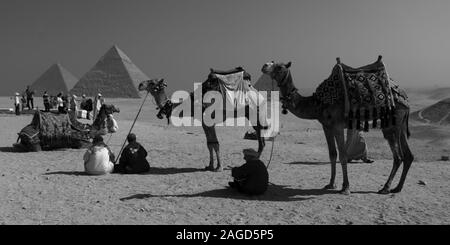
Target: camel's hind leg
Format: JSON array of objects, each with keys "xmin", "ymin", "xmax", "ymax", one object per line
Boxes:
[
  {"xmin": 202, "ymin": 124, "xmax": 222, "ymax": 172},
  {"xmin": 323, "ymin": 126, "xmax": 338, "ymax": 190},
  {"xmin": 390, "ymin": 132, "xmax": 414, "ymax": 193},
  {"xmin": 378, "ymin": 128, "xmax": 402, "ymax": 194}
]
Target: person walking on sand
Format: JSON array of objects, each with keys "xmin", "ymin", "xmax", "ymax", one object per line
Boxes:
[
  {"xmin": 92, "ymin": 93, "xmax": 105, "ymax": 121},
  {"xmin": 83, "ymin": 135, "xmax": 115, "ymax": 175},
  {"xmin": 113, "ymin": 133, "xmax": 150, "ymax": 174},
  {"xmin": 20, "ymin": 94, "xmax": 26, "ymax": 111},
  {"xmin": 25, "ymin": 85, "xmax": 34, "ymax": 110},
  {"xmin": 43, "ymin": 91, "xmax": 50, "ymax": 112},
  {"xmin": 56, "ymin": 92, "xmax": 64, "ymax": 113}
]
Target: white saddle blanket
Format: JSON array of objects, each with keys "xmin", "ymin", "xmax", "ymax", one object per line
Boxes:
[{"xmin": 215, "ymin": 72, "xmax": 266, "ymax": 111}]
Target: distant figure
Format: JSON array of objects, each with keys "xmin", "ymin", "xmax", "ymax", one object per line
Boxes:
[
  {"xmin": 20, "ymin": 94, "xmax": 26, "ymax": 111},
  {"xmin": 229, "ymin": 149, "xmax": 269, "ymax": 195},
  {"xmin": 93, "ymin": 93, "xmax": 105, "ymax": 121},
  {"xmin": 83, "ymin": 135, "xmax": 115, "ymax": 175},
  {"xmin": 56, "ymin": 93, "xmax": 64, "ymax": 113},
  {"xmin": 25, "ymin": 85, "xmax": 34, "ymax": 110},
  {"xmin": 43, "ymin": 91, "xmax": 50, "ymax": 112},
  {"xmin": 346, "ymin": 130, "xmax": 374, "ymax": 163},
  {"xmin": 13, "ymin": 92, "xmax": 21, "ymax": 115},
  {"xmin": 69, "ymin": 94, "xmax": 78, "ymax": 112},
  {"xmin": 114, "ymin": 133, "xmax": 150, "ymax": 174}
]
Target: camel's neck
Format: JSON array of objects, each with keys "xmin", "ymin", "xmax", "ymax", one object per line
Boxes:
[{"xmin": 278, "ymin": 71, "xmax": 319, "ymax": 120}]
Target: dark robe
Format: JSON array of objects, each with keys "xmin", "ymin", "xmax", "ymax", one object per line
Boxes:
[
  {"xmin": 231, "ymin": 159, "xmax": 268, "ymax": 195},
  {"xmin": 115, "ymin": 142, "xmax": 150, "ymax": 174}
]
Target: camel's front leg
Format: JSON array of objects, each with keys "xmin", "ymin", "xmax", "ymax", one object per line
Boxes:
[
  {"xmin": 335, "ymin": 128, "xmax": 350, "ymax": 195},
  {"xmin": 207, "ymin": 143, "xmax": 215, "ymax": 170},
  {"xmin": 323, "ymin": 127, "xmax": 337, "ymax": 190},
  {"xmin": 203, "ymin": 124, "xmax": 221, "ymax": 172},
  {"xmin": 255, "ymin": 126, "xmax": 266, "ymax": 155}
]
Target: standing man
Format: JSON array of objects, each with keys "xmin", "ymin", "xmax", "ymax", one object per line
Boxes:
[
  {"xmin": 43, "ymin": 91, "xmax": 50, "ymax": 112},
  {"xmin": 13, "ymin": 92, "xmax": 21, "ymax": 115},
  {"xmin": 25, "ymin": 85, "xmax": 34, "ymax": 110},
  {"xmin": 56, "ymin": 92, "xmax": 64, "ymax": 113},
  {"xmin": 93, "ymin": 93, "xmax": 105, "ymax": 121}
]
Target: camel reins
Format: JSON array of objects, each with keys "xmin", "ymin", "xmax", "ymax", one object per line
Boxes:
[
  {"xmin": 265, "ymin": 75, "xmax": 280, "ymax": 170},
  {"xmin": 114, "ymin": 90, "xmax": 151, "ymax": 163}
]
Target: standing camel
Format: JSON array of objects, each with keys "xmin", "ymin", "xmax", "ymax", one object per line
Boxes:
[
  {"xmin": 261, "ymin": 57, "xmax": 413, "ymax": 195},
  {"xmin": 138, "ymin": 68, "xmax": 267, "ymax": 172}
]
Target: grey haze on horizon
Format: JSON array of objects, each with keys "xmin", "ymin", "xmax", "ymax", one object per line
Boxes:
[{"xmin": 1, "ymin": 0, "xmax": 449, "ymax": 96}]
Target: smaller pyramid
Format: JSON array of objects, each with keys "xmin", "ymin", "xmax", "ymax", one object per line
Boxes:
[
  {"xmin": 31, "ymin": 63, "xmax": 78, "ymax": 96},
  {"xmin": 411, "ymin": 98, "xmax": 450, "ymax": 125},
  {"xmin": 253, "ymin": 74, "xmax": 278, "ymax": 100},
  {"xmin": 70, "ymin": 45, "xmax": 150, "ymax": 98}
]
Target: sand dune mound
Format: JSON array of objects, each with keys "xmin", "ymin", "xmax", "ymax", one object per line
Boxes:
[{"xmin": 411, "ymin": 98, "xmax": 450, "ymax": 125}]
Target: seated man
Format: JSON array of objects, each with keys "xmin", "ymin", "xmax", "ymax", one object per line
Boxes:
[
  {"xmin": 114, "ymin": 133, "xmax": 150, "ymax": 174},
  {"xmin": 229, "ymin": 149, "xmax": 269, "ymax": 195},
  {"xmin": 83, "ymin": 135, "xmax": 115, "ymax": 175},
  {"xmin": 346, "ymin": 129, "xmax": 374, "ymax": 163}
]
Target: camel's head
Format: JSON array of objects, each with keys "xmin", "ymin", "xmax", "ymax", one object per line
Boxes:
[
  {"xmin": 92, "ymin": 104, "xmax": 120, "ymax": 131},
  {"xmin": 138, "ymin": 78, "xmax": 172, "ymax": 122},
  {"xmin": 261, "ymin": 61, "xmax": 292, "ymax": 84},
  {"xmin": 139, "ymin": 78, "xmax": 167, "ymax": 96},
  {"xmin": 138, "ymin": 78, "xmax": 169, "ymax": 108},
  {"xmin": 102, "ymin": 104, "xmax": 120, "ymax": 115}
]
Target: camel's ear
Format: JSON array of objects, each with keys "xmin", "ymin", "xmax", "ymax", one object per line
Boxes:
[
  {"xmin": 286, "ymin": 62, "xmax": 292, "ymax": 68},
  {"xmin": 159, "ymin": 78, "xmax": 165, "ymax": 83}
]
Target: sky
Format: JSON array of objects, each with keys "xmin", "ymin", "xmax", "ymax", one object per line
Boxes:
[{"xmin": 1, "ymin": 0, "xmax": 449, "ymax": 96}]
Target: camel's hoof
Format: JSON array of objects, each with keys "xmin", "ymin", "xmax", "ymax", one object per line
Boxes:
[
  {"xmin": 204, "ymin": 166, "xmax": 215, "ymax": 172},
  {"xmin": 323, "ymin": 184, "xmax": 337, "ymax": 190},
  {"xmin": 390, "ymin": 187, "xmax": 402, "ymax": 193},
  {"xmin": 378, "ymin": 188, "xmax": 390, "ymax": 195},
  {"xmin": 339, "ymin": 188, "xmax": 351, "ymax": 195},
  {"xmin": 214, "ymin": 167, "xmax": 223, "ymax": 172}
]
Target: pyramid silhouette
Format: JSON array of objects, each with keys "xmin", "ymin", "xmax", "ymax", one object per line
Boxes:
[
  {"xmin": 31, "ymin": 63, "xmax": 78, "ymax": 96},
  {"xmin": 70, "ymin": 45, "xmax": 149, "ymax": 98},
  {"xmin": 253, "ymin": 74, "xmax": 278, "ymax": 101}
]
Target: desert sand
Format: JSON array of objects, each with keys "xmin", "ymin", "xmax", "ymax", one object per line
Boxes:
[{"xmin": 0, "ymin": 95, "xmax": 449, "ymax": 225}]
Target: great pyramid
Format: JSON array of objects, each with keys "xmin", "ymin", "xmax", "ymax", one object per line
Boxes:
[
  {"xmin": 31, "ymin": 63, "xmax": 78, "ymax": 96},
  {"xmin": 253, "ymin": 74, "xmax": 278, "ymax": 100},
  {"xmin": 70, "ymin": 45, "xmax": 149, "ymax": 98}
]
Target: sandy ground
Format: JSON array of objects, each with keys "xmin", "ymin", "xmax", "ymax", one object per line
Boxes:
[{"xmin": 0, "ymin": 96, "xmax": 449, "ymax": 225}]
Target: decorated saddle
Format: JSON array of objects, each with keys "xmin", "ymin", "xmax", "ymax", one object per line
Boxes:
[{"xmin": 314, "ymin": 56, "xmax": 409, "ymax": 131}]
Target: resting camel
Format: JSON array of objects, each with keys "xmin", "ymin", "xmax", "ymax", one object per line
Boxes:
[
  {"xmin": 261, "ymin": 58, "xmax": 413, "ymax": 195},
  {"xmin": 138, "ymin": 68, "xmax": 267, "ymax": 172},
  {"xmin": 15, "ymin": 104, "xmax": 120, "ymax": 152}
]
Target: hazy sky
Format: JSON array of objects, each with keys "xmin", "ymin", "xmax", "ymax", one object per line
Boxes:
[{"xmin": 1, "ymin": 0, "xmax": 449, "ymax": 96}]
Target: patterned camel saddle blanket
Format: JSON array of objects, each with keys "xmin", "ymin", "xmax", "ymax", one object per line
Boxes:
[
  {"xmin": 210, "ymin": 69, "xmax": 267, "ymax": 112},
  {"xmin": 314, "ymin": 56, "xmax": 409, "ymax": 130}
]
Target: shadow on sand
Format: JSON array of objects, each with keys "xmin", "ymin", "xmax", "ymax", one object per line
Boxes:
[
  {"xmin": 144, "ymin": 167, "xmax": 206, "ymax": 175},
  {"xmin": 44, "ymin": 171, "xmax": 89, "ymax": 176},
  {"xmin": 120, "ymin": 184, "xmax": 337, "ymax": 202},
  {"xmin": 285, "ymin": 161, "xmax": 330, "ymax": 165},
  {"xmin": 0, "ymin": 147, "xmax": 20, "ymax": 153}
]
